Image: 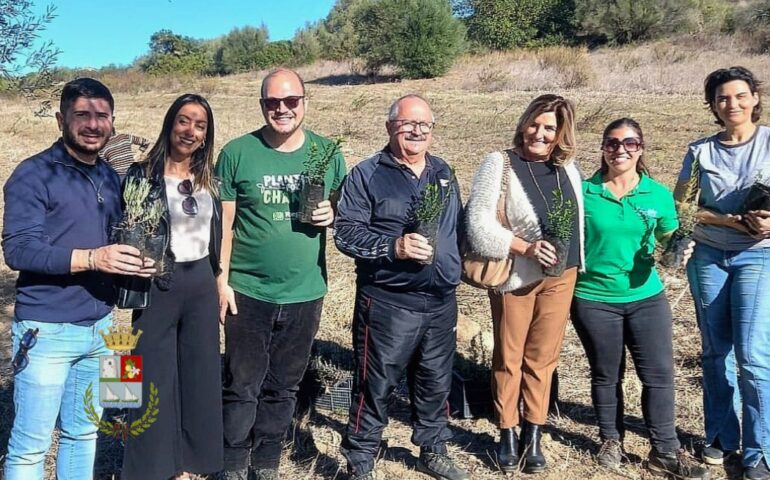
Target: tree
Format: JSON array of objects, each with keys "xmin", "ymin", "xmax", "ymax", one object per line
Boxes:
[
  {"xmin": 142, "ymin": 29, "xmax": 212, "ymax": 76},
  {"xmin": 463, "ymin": 0, "xmax": 576, "ymax": 50},
  {"xmin": 213, "ymin": 25, "xmax": 269, "ymax": 74},
  {"xmin": 355, "ymin": 0, "xmax": 466, "ymax": 78},
  {"xmin": 291, "ymin": 22, "xmax": 322, "ymax": 65},
  {"xmin": 1, "ymin": 0, "xmax": 60, "ymax": 115},
  {"xmin": 317, "ymin": 0, "xmax": 374, "ymax": 61}
]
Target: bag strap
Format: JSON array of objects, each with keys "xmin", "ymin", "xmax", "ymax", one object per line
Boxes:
[{"xmin": 496, "ymin": 151, "xmax": 513, "ymax": 230}]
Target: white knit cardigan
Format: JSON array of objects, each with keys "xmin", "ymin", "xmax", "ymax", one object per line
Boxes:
[{"xmin": 465, "ymin": 151, "xmax": 585, "ymax": 292}]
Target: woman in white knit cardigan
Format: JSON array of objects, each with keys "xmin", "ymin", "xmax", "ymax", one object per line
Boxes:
[{"xmin": 465, "ymin": 94, "xmax": 585, "ymax": 474}]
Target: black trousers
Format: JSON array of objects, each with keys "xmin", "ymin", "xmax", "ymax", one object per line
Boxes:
[
  {"xmin": 570, "ymin": 292, "xmax": 679, "ymax": 452},
  {"xmin": 221, "ymin": 292, "xmax": 323, "ymax": 470},
  {"xmin": 341, "ymin": 290, "xmax": 457, "ymax": 475},
  {"xmin": 122, "ymin": 258, "xmax": 223, "ymax": 479}
]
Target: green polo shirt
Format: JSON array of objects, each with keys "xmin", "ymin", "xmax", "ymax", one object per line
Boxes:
[{"xmin": 575, "ymin": 172, "xmax": 678, "ymax": 303}]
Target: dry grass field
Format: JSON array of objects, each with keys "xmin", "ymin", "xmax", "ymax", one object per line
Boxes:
[{"xmin": 1, "ymin": 38, "xmax": 769, "ymax": 479}]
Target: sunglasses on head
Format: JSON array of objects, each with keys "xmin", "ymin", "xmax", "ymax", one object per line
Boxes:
[
  {"xmin": 602, "ymin": 137, "xmax": 643, "ymax": 153},
  {"xmin": 260, "ymin": 96, "xmax": 304, "ymax": 111},
  {"xmin": 12, "ymin": 328, "xmax": 39, "ymax": 376},
  {"xmin": 178, "ymin": 179, "xmax": 198, "ymax": 216}
]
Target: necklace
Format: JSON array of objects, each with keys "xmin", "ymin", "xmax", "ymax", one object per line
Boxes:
[{"xmin": 526, "ymin": 160, "xmax": 561, "ymax": 212}]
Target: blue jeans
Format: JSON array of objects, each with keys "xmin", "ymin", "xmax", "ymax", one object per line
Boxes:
[
  {"xmin": 4, "ymin": 314, "xmax": 112, "ymax": 480},
  {"xmin": 687, "ymin": 243, "xmax": 770, "ymax": 467}
]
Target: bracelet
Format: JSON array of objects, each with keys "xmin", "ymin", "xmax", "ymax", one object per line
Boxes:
[{"xmin": 88, "ymin": 249, "xmax": 95, "ymax": 271}]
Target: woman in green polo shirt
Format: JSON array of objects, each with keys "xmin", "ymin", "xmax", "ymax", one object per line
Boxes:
[{"xmin": 570, "ymin": 118, "xmax": 709, "ymax": 478}]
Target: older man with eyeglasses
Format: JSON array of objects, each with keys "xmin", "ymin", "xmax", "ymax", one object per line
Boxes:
[
  {"xmin": 334, "ymin": 94, "xmax": 468, "ymax": 480},
  {"xmin": 214, "ymin": 68, "xmax": 346, "ymax": 480}
]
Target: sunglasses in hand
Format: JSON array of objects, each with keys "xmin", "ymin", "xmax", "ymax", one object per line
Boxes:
[{"xmin": 12, "ymin": 328, "xmax": 39, "ymax": 375}]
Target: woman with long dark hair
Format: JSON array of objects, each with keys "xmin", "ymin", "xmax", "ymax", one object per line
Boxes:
[
  {"xmin": 466, "ymin": 94, "xmax": 583, "ymax": 474},
  {"xmin": 121, "ymin": 93, "xmax": 223, "ymax": 480},
  {"xmin": 681, "ymin": 66, "xmax": 770, "ymax": 480},
  {"xmin": 571, "ymin": 118, "xmax": 708, "ymax": 478}
]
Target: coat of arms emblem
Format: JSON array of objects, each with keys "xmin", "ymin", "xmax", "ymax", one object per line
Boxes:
[{"xmin": 84, "ymin": 326, "xmax": 159, "ymax": 439}]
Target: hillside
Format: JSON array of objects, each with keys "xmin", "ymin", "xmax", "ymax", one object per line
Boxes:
[{"xmin": 0, "ymin": 42, "xmax": 766, "ymax": 479}]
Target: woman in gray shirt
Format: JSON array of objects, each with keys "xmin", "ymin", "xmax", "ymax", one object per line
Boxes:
[{"xmin": 677, "ymin": 66, "xmax": 770, "ymax": 480}]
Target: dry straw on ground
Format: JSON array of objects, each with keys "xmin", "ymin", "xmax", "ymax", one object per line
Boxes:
[{"xmin": 0, "ymin": 37, "xmax": 762, "ymax": 479}]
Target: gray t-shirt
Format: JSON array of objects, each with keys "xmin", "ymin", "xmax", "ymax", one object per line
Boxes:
[{"xmin": 678, "ymin": 125, "xmax": 770, "ymax": 250}]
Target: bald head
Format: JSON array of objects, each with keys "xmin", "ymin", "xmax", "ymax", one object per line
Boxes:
[
  {"xmin": 260, "ymin": 68, "xmax": 305, "ymax": 98},
  {"xmin": 388, "ymin": 94, "xmax": 434, "ymax": 123}
]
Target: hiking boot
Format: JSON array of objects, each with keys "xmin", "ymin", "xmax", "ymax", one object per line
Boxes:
[
  {"xmin": 251, "ymin": 468, "xmax": 279, "ymax": 480},
  {"xmin": 497, "ymin": 428, "xmax": 519, "ymax": 473},
  {"xmin": 520, "ymin": 421, "xmax": 546, "ymax": 474},
  {"xmin": 647, "ymin": 449, "xmax": 711, "ymax": 479},
  {"xmin": 744, "ymin": 458, "xmax": 770, "ymax": 480},
  {"xmin": 596, "ymin": 439, "xmax": 624, "ymax": 469},
  {"xmin": 416, "ymin": 452, "xmax": 470, "ymax": 480},
  {"xmin": 215, "ymin": 469, "xmax": 248, "ymax": 480}
]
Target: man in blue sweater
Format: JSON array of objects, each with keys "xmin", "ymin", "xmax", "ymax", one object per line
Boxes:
[
  {"xmin": 2, "ymin": 78, "xmax": 153, "ymax": 480},
  {"xmin": 334, "ymin": 95, "xmax": 468, "ymax": 480}
]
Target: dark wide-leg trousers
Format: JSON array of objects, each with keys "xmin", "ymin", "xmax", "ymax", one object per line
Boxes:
[
  {"xmin": 221, "ymin": 292, "xmax": 323, "ymax": 471},
  {"xmin": 341, "ymin": 291, "xmax": 457, "ymax": 476},
  {"xmin": 122, "ymin": 258, "xmax": 223, "ymax": 479}
]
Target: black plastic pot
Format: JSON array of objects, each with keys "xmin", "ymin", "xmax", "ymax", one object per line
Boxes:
[
  {"xmin": 144, "ymin": 235, "xmax": 165, "ymax": 272},
  {"xmin": 660, "ymin": 230, "xmax": 692, "ymax": 268},
  {"xmin": 298, "ymin": 177, "xmax": 326, "ymax": 224},
  {"xmin": 115, "ymin": 224, "xmax": 146, "ymax": 253},
  {"xmin": 743, "ymin": 182, "xmax": 770, "ymax": 212},
  {"xmin": 414, "ymin": 220, "xmax": 440, "ymax": 265},
  {"xmin": 542, "ymin": 236, "xmax": 569, "ymax": 277},
  {"xmin": 448, "ymin": 369, "xmax": 492, "ymax": 419}
]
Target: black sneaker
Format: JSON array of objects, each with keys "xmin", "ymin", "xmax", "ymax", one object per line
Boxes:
[
  {"xmin": 597, "ymin": 439, "xmax": 624, "ymax": 469},
  {"xmin": 216, "ymin": 469, "xmax": 249, "ymax": 480},
  {"xmin": 702, "ymin": 439, "xmax": 739, "ymax": 466},
  {"xmin": 416, "ymin": 452, "xmax": 470, "ymax": 480},
  {"xmin": 648, "ymin": 449, "xmax": 711, "ymax": 479},
  {"xmin": 745, "ymin": 458, "xmax": 770, "ymax": 480},
  {"xmin": 251, "ymin": 468, "xmax": 279, "ymax": 480}
]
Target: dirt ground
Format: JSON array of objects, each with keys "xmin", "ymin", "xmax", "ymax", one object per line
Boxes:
[{"xmin": 1, "ymin": 44, "xmax": 767, "ymax": 479}]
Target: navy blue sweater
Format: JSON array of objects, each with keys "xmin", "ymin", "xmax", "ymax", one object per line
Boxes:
[
  {"xmin": 2, "ymin": 140, "xmax": 122, "ymax": 324},
  {"xmin": 334, "ymin": 149, "xmax": 462, "ymax": 308}
]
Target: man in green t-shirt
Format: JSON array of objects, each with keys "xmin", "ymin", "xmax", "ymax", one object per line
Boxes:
[{"xmin": 215, "ymin": 68, "xmax": 346, "ymax": 480}]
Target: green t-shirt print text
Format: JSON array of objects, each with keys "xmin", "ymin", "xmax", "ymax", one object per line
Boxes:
[{"xmin": 215, "ymin": 128, "xmax": 347, "ymax": 304}]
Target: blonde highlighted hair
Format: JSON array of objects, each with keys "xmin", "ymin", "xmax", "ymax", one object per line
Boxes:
[{"xmin": 513, "ymin": 94, "xmax": 576, "ymax": 166}]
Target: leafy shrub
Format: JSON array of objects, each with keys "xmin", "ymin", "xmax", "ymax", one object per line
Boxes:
[
  {"xmin": 214, "ymin": 26, "xmax": 269, "ymax": 74},
  {"xmin": 462, "ymin": 0, "xmax": 576, "ymax": 50},
  {"xmin": 142, "ymin": 30, "xmax": 212, "ymax": 76},
  {"xmin": 315, "ymin": 0, "xmax": 374, "ymax": 61},
  {"xmin": 732, "ymin": 0, "xmax": 770, "ymax": 53},
  {"xmin": 354, "ymin": 0, "xmax": 466, "ymax": 78},
  {"xmin": 291, "ymin": 24, "xmax": 323, "ymax": 65},
  {"xmin": 253, "ymin": 41, "xmax": 295, "ymax": 69},
  {"xmin": 575, "ymin": 0, "xmax": 732, "ymax": 45}
]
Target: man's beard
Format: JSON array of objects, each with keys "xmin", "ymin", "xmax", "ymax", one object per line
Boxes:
[{"xmin": 61, "ymin": 122, "xmax": 109, "ymax": 156}]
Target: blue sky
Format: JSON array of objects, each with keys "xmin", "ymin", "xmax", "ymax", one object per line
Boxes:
[{"xmin": 32, "ymin": 0, "xmax": 337, "ymax": 69}]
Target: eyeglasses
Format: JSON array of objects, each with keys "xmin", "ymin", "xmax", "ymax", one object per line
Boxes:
[
  {"xmin": 260, "ymin": 96, "xmax": 304, "ymax": 111},
  {"xmin": 602, "ymin": 137, "xmax": 643, "ymax": 153},
  {"xmin": 178, "ymin": 179, "xmax": 198, "ymax": 216},
  {"xmin": 390, "ymin": 120, "xmax": 436, "ymax": 134},
  {"xmin": 12, "ymin": 328, "xmax": 39, "ymax": 375}
]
